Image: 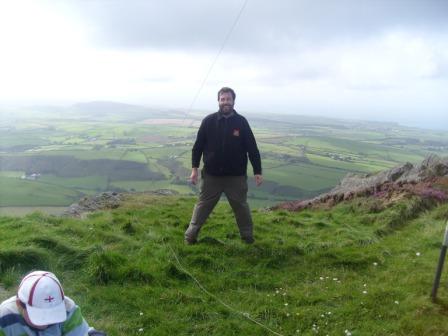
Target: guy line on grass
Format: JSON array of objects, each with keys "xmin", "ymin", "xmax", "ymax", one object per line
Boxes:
[{"xmin": 165, "ymin": 242, "xmax": 285, "ymax": 336}]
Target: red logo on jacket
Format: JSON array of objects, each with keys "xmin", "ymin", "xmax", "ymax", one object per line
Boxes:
[{"xmin": 233, "ymin": 129, "xmax": 240, "ymax": 137}]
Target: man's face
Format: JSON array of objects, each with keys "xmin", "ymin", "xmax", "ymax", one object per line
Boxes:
[{"xmin": 218, "ymin": 92, "xmax": 234, "ymax": 114}]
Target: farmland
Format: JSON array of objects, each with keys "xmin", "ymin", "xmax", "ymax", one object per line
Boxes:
[{"xmin": 1, "ymin": 102, "xmax": 448, "ymax": 213}]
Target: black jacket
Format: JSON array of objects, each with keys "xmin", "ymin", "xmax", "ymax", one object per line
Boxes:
[{"xmin": 192, "ymin": 110, "xmax": 262, "ymax": 176}]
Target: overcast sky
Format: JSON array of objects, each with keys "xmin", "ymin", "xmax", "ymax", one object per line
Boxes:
[{"xmin": 0, "ymin": 0, "xmax": 447, "ymax": 128}]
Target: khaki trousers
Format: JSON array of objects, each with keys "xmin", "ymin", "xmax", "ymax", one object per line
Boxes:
[{"xmin": 185, "ymin": 173, "xmax": 253, "ymax": 242}]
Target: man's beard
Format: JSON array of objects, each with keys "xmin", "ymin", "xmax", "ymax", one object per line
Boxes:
[{"xmin": 219, "ymin": 104, "xmax": 233, "ymax": 114}]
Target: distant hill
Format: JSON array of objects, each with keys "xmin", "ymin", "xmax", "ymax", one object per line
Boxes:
[
  {"xmin": 247, "ymin": 112, "xmax": 400, "ymax": 131},
  {"xmin": 68, "ymin": 101, "xmax": 181, "ymax": 121},
  {"xmin": 0, "ymin": 101, "xmax": 189, "ymax": 122}
]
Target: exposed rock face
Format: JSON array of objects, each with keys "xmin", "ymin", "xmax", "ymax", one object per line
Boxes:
[
  {"xmin": 64, "ymin": 192, "xmax": 123, "ymax": 217},
  {"xmin": 274, "ymin": 155, "xmax": 448, "ymax": 212}
]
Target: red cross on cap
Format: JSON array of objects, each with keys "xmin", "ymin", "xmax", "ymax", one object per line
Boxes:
[{"xmin": 45, "ymin": 295, "xmax": 55, "ymax": 303}]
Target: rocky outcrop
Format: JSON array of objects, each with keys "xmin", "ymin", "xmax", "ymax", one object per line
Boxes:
[
  {"xmin": 64, "ymin": 192, "xmax": 123, "ymax": 217},
  {"xmin": 64, "ymin": 189, "xmax": 179, "ymax": 217},
  {"xmin": 274, "ymin": 155, "xmax": 448, "ymax": 212}
]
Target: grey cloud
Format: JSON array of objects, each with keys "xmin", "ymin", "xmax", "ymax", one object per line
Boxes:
[
  {"xmin": 67, "ymin": 0, "xmax": 448, "ymax": 53},
  {"xmin": 255, "ymin": 66, "xmax": 331, "ymax": 86}
]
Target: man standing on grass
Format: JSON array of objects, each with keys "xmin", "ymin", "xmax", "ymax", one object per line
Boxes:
[{"xmin": 185, "ymin": 87, "xmax": 263, "ymax": 244}]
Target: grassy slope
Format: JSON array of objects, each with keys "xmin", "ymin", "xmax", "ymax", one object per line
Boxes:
[{"xmin": 1, "ymin": 195, "xmax": 448, "ymax": 335}]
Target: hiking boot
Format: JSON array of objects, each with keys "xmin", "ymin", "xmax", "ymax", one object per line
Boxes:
[
  {"xmin": 242, "ymin": 237, "xmax": 254, "ymax": 244},
  {"xmin": 184, "ymin": 238, "xmax": 197, "ymax": 245}
]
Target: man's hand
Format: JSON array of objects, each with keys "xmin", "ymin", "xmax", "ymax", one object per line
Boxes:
[
  {"xmin": 255, "ymin": 174, "xmax": 263, "ymax": 186},
  {"xmin": 190, "ymin": 168, "xmax": 199, "ymax": 185}
]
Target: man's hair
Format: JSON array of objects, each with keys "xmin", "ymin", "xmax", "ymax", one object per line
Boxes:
[{"xmin": 217, "ymin": 87, "xmax": 236, "ymax": 101}]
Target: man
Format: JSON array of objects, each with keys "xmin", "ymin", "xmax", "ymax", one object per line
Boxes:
[
  {"xmin": 0, "ymin": 270, "xmax": 105, "ymax": 336},
  {"xmin": 185, "ymin": 87, "xmax": 262, "ymax": 244}
]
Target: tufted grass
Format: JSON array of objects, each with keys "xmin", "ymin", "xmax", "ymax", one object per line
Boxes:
[{"xmin": 0, "ymin": 194, "xmax": 448, "ymax": 335}]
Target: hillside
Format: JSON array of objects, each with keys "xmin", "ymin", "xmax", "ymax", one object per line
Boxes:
[
  {"xmin": 1, "ymin": 175, "xmax": 448, "ymax": 335},
  {"xmin": 275, "ymin": 154, "xmax": 448, "ymax": 213}
]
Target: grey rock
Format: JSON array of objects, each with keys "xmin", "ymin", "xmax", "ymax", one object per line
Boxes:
[
  {"xmin": 275, "ymin": 155, "xmax": 448, "ymax": 211},
  {"xmin": 64, "ymin": 191, "xmax": 122, "ymax": 217},
  {"xmin": 328, "ymin": 155, "xmax": 448, "ymax": 199}
]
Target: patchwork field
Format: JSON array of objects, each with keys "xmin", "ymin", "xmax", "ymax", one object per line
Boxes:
[{"xmin": 1, "ymin": 103, "xmax": 448, "ymax": 212}]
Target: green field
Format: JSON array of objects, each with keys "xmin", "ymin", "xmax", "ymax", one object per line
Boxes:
[
  {"xmin": 0, "ymin": 176, "xmax": 81, "ymax": 206},
  {"xmin": 110, "ymin": 180, "xmax": 194, "ymax": 194},
  {"xmin": 1, "ymin": 108, "xmax": 448, "ymax": 210},
  {"xmin": 263, "ymin": 162, "xmax": 347, "ymax": 191},
  {"xmin": 38, "ymin": 175, "xmax": 109, "ymax": 191}
]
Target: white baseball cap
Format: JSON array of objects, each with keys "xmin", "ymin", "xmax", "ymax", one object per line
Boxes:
[{"xmin": 17, "ymin": 271, "xmax": 67, "ymax": 326}]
